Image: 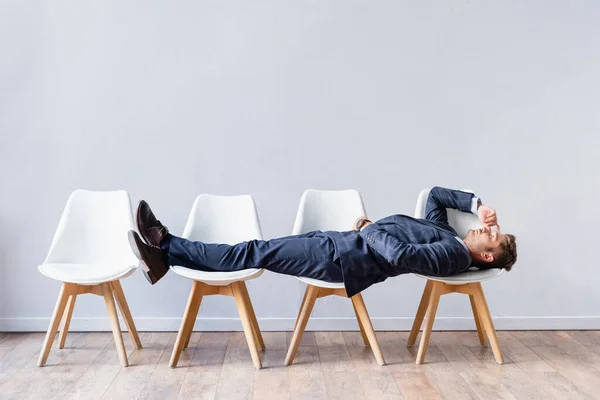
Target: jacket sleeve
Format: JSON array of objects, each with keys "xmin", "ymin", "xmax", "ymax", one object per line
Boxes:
[
  {"xmin": 359, "ymin": 223, "xmax": 469, "ymax": 276},
  {"xmin": 425, "ymin": 186, "xmax": 480, "ymax": 224}
]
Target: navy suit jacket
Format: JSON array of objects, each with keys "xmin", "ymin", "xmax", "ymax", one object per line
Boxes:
[{"xmin": 325, "ymin": 187, "xmax": 475, "ymax": 297}]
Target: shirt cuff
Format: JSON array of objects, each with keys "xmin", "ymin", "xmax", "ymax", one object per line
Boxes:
[
  {"xmin": 471, "ymin": 197, "xmax": 480, "ymax": 215},
  {"xmin": 359, "ymin": 223, "xmax": 376, "ymax": 235}
]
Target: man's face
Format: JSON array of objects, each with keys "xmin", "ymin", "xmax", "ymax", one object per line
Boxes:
[{"xmin": 467, "ymin": 226, "xmax": 506, "ymax": 255}]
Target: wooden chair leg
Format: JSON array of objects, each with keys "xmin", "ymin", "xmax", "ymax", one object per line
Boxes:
[
  {"xmin": 58, "ymin": 294, "xmax": 77, "ymax": 349},
  {"xmin": 111, "ymin": 281, "xmax": 142, "ymax": 349},
  {"xmin": 285, "ymin": 285, "xmax": 319, "ymax": 366},
  {"xmin": 182, "ymin": 283, "xmax": 203, "ymax": 350},
  {"xmin": 408, "ymin": 280, "xmax": 434, "ymax": 346},
  {"xmin": 170, "ymin": 281, "xmax": 203, "ymax": 368},
  {"xmin": 416, "ymin": 281, "xmax": 443, "ymax": 365},
  {"xmin": 232, "ymin": 282, "xmax": 262, "ymax": 369},
  {"xmin": 351, "ymin": 293, "xmax": 385, "ymax": 366},
  {"xmin": 239, "ymin": 282, "xmax": 265, "ymax": 351},
  {"xmin": 352, "ymin": 301, "xmax": 369, "ymax": 347},
  {"xmin": 471, "ymin": 283, "xmax": 504, "ymax": 364},
  {"xmin": 293, "ymin": 288, "xmax": 309, "ymax": 332},
  {"xmin": 38, "ymin": 283, "xmax": 75, "ymax": 366},
  {"xmin": 102, "ymin": 283, "xmax": 128, "ymax": 367},
  {"xmin": 469, "ymin": 294, "xmax": 486, "ymax": 345}
]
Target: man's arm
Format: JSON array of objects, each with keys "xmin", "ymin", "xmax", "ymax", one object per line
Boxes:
[
  {"xmin": 359, "ymin": 223, "xmax": 468, "ymax": 276},
  {"xmin": 426, "ymin": 186, "xmax": 499, "ymax": 229},
  {"xmin": 425, "ymin": 186, "xmax": 480, "ymax": 224}
]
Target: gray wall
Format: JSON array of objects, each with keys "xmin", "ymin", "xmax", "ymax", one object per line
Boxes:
[{"xmin": 1, "ymin": 1, "xmax": 599, "ymax": 331}]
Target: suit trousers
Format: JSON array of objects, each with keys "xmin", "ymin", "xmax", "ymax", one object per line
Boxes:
[{"xmin": 162, "ymin": 231, "xmax": 344, "ymax": 282}]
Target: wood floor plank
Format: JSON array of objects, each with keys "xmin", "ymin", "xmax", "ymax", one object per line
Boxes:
[
  {"xmin": 431, "ymin": 332, "xmax": 521, "ymax": 399},
  {"xmin": 459, "ymin": 370, "xmax": 517, "ymax": 400},
  {"xmin": 24, "ymin": 333, "xmax": 113, "ymax": 400},
  {"xmin": 0, "ymin": 332, "xmax": 33, "ymax": 383},
  {"xmin": 443, "ymin": 332, "xmax": 553, "ymax": 400},
  {"xmin": 288, "ymin": 345, "xmax": 327, "ymax": 400},
  {"xmin": 0, "ymin": 333, "xmax": 86, "ymax": 399},
  {"xmin": 391, "ymin": 371, "xmax": 441, "ymax": 400},
  {"xmin": 407, "ymin": 338, "xmax": 453, "ymax": 370},
  {"xmin": 286, "ymin": 331, "xmax": 317, "ymax": 348},
  {"xmin": 100, "ymin": 332, "xmax": 173, "ymax": 399},
  {"xmin": 343, "ymin": 331, "xmax": 401, "ymax": 399},
  {"xmin": 177, "ymin": 332, "xmax": 229, "ymax": 400},
  {"xmin": 430, "ymin": 332, "xmax": 486, "ymax": 373},
  {"xmin": 403, "ymin": 332, "xmax": 478, "ymax": 400},
  {"xmin": 423, "ymin": 369, "xmax": 479, "ymax": 400},
  {"xmin": 505, "ymin": 332, "xmax": 597, "ymax": 399},
  {"xmin": 253, "ymin": 332, "xmax": 291, "ymax": 400},
  {"xmin": 378, "ymin": 329, "xmax": 472, "ymax": 400},
  {"xmin": 215, "ymin": 332, "xmax": 255, "ymax": 400},
  {"xmin": 466, "ymin": 347, "xmax": 551, "ymax": 400},
  {"xmin": 511, "ymin": 331, "xmax": 557, "ymax": 347},
  {"xmin": 552, "ymin": 331, "xmax": 600, "ymax": 368},
  {"xmin": 495, "ymin": 332, "xmax": 554, "ymax": 372},
  {"xmin": 0, "ymin": 333, "xmax": 46, "ymax": 385},
  {"xmin": 565, "ymin": 331, "xmax": 600, "ymax": 361},
  {"xmin": 315, "ymin": 331, "xmax": 365, "ymax": 400},
  {"xmin": 2, "ymin": 331, "xmax": 600, "ymax": 399},
  {"xmin": 138, "ymin": 332, "xmax": 201, "ymax": 399},
  {"xmin": 376, "ymin": 331, "xmax": 421, "ymax": 372},
  {"xmin": 0, "ymin": 333, "xmax": 28, "ymax": 352},
  {"xmin": 526, "ymin": 371, "xmax": 595, "ymax": 400},
  {"xmin": 65, "ymin": 333, "xmax": 137, "ymax": 400},
  {"xmin": 566, "ymin": 331, "xmax": 600, "ymax": 347},
  {"xmin": 526, "ymin": 345, "xmax": 600, "ymax": 398}
]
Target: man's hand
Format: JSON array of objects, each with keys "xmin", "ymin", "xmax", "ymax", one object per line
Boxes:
[
  {"xmin": 353, "ymin": 216, "xmax": 372, "ymax": 231},
  {"xmin": 477, "ymin": 204, "xmax": 499, "ymax": 230}
]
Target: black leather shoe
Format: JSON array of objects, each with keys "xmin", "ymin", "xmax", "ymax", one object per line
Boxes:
[
  {"xmin": 136, "ymin": 200, "xmax": 169, "ymax": 247},
  {"xmin": 128, "ymin": 230, "xmax": 169, "ymax": 284}
]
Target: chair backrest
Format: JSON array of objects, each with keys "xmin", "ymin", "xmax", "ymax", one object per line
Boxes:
[
  {"xmin": 293, "ymin": 189, "xmax": 367, "ymax": 234},
  {"xmin": 43, "ymin": 190, "xmax": 137, "ymax": 265},
  {"xmin": 414, "ymin": 188, "xmax": 481, "ymax": 238},
  {"xmin": 182, "ymin": 194, "xmax": 263, "ymax": 244}
]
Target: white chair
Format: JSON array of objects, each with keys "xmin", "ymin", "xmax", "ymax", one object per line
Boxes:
[
  {"xmin": 169, "ymin": 194, "xmax": 265, "ymax": 369},
  {"xmin": 285, "ymin": 189, "xmax": 385, "ymax": 366},
  {"xmin": 38, "ymin": 190, "xmax": 141, "ymax": 367},
  {"xmin": 408, "ymin": 188, "xmax": 504, "ymax": 364}
]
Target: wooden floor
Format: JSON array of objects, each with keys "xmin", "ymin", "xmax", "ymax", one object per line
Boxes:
[{"xmin": 1, "ymin": 331, "xmax": 600, "ymax": 399}]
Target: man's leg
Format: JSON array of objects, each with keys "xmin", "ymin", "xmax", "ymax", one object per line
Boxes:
[
  {"xmin": 163, "ymin": 233, "xmax": 343, "ymax": 282},
  {"xmin": 131, "ymin": 200, "xmax": 342, "ymax": 284}
]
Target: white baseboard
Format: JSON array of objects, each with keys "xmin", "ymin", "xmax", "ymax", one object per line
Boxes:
[{"xmin": 2, "ymin": 316, "xmax": 600, "ymax": 332}]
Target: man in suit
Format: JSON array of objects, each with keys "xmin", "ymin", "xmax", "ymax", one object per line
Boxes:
[{"xmin": 128, "ymin": 187, "xmax": 517, "ymax": 297}]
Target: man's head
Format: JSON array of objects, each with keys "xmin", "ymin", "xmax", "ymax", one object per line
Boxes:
[{"xmin": 463, "ymin": 227, "xmax": 517, "ymax": 271}]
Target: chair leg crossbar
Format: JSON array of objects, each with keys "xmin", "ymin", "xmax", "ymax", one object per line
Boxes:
[
  {"xmin": 169, "ymin": 280, "xmax": 265, "ymax": 369},
  {"xmin": 39, "ymin": 280, "xmax": 141, "ymax": 367},
  {"xmin": 285, "ymin": 284, "xmax": 385, "ymax": 366},
  {"xmin": 408, "ymin": 280, "xmax": 503, "ymax": 365}
]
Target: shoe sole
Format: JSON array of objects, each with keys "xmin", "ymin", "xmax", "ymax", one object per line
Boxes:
[{"xmin": 128, "ymin": 230, "xmax": 150, "ymax": 273}]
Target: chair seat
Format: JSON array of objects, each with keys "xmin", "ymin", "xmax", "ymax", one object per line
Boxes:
[
  {"xmin": 170, "ymin": 266, "xmax": 264, "ymax": 286},
  {"xmin": 414, "ymin": 267, "xmax": 504, "ymax": 285},
  {"xmin": 295, "ymin": 276, "xmax": 345, "ymax": 289},
  {"xmin": 38, "ymin": 263, "xmax": 137, "ymax": 285}
]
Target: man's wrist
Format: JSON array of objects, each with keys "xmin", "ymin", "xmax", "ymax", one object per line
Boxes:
[
  {"xmin": 355, "ymin": 217, "xmax": 371, "ymax": 231},
  {"xmin": 359, "ymin": 221, "xmax": 372, "ymax": 231}
]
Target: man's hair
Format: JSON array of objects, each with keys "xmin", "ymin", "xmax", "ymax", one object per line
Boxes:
[{"xmin": 482, "ymin": 234, "xmax": 517, "ymax": 271}]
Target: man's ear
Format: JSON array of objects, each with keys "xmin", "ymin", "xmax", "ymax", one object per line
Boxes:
[{"xmin": 480, "ymin": 252, "xmax": 495, "ymax": 263}]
